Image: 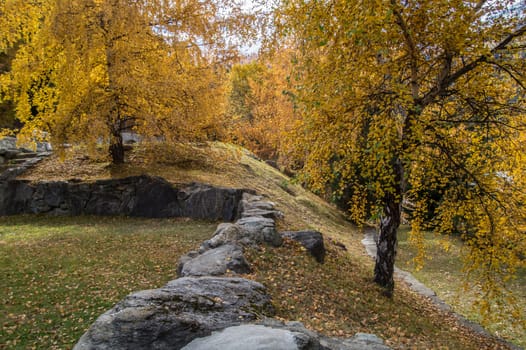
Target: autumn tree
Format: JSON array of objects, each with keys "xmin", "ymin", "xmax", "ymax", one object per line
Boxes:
[
  {"xmin": 0, "ymin": 0, "xmax": 254, "ymax": 163},
  {"xmin": 227, "ymin": 51, "xmax": 298, "ymax": 163},
  {"xmin": 276, "ymin": 0, "xmax": 526, "ymax": 307}
]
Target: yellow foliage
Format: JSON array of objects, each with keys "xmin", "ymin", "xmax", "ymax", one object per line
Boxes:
[
  {"xmin": 276, "ymin": 0, "xmax": 526, "ymax": 320},
  {"xmin": 226, "ymin": 50, "xmax": 299, "ymax": 165},
  {"xmin": 0, "ymin": 0, "xmax": 254, "ymax": 163}
]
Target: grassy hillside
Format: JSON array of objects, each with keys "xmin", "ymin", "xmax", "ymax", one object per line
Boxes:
[{"xmin": 10, "ymin": 142, "xmax": 523, "ymax": 349}]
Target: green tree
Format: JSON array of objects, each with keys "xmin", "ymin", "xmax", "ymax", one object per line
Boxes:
[
  {"xmin": 277, "ymin": 0, "xmax": 526, "ymax": 309},
  {"xmin": 1, "ymin": 0, "xmax": 253, "ymax": 163}
]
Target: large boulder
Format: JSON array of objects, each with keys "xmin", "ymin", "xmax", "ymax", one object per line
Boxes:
[
  {"xmin": 0, "ymin": 136, "xmax": 16, "ymax": 150},
  {"xmin": 200, "ymin": 219, "xmax": 283, "ymax": 251},
  {"xmin": 200, "ymin": 223, "xmax": 246, "ymax": 251},
  {"xmin": 236, "ymin": 216, "xmax": 283, "ymax": 247},
  {"xmin": 239, "ymin": 193, "xmax": 283, "ymax": 220},
  {"xmin": 182, "ymin": 321, "xmax": 391, "ymax": 350},
  {"xmin": 128, "ymin": 176, "xmax": 180, "ymax": 217},
  {"xmin": 181, "ymin": 324, "xmax": 307, "ymax": 350},
  {"xmin": 176, "ymin": 183, "xmax": 248, "ymax": 221},
  {"xmin": 73, "ymin": 277, "xmax": 274, "ymax": 350},
  {"xmin": 0, "ymin": 180, "xmax": 34, "ymax": 215},
  {"xmin": 281, "ymin": 230, "xmax": 326, "ymax": 263},
  {"xmin": 178, "ymin": 244, "xmax": 251, "ymax": 277}
]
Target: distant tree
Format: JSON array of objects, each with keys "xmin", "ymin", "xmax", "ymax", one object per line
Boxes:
[
  {"xmin": 0, "ymin": 0, "xmax": 253, "ymax": 163},
  {"xmin": 227, "ymin": 52, "xmax": 297, "ymax": 163},
  {"xmin": 277, "ymin": 0, "xmax": 526, "ymax": 311}
]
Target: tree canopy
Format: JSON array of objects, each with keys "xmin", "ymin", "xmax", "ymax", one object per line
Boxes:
[
  {"xmin": 0, "ymin": 0, "xmax": 254, "ymax": 163},
  {"xmin": 275, "ymin": 0, "xmax": 526, "ymax": 315},
  {"xmin": 226, "ymin": 51, "xmax": 298, "ymax": 162}
]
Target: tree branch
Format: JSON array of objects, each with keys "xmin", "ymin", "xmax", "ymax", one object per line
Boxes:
[
  {"xmin": 391, "ymin": 0, "xmax": 419, "ymax": 100},
  {"xmin": 486, "ymin": 61, "xmax": 526, "ymax": 90},
  {"xmin": 421, "ymin": 23, "xmax": 526, "ymax": 108}
]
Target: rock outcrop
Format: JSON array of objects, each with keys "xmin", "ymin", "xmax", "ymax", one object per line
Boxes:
[
  {"xmin": 178, "ymin": 244, "xmax": 251, "ymax": 277},
  {"xmin": 177, "ymin": 193, "xmax": 283, "ymax": 278},
  {"xmin": 182, "ymin": 322, "xmax": 391, "ymax": 350},
  {"xmin": 73, "ymin": 277, "xmax": 273, "ymax": 350},
  {"xmin": 0, "ymin": 136, "xmax": 51, "ymax": 182},
  {"xmin": 0, "ymin": 175, "xmax": 248, "ymax": 221}
]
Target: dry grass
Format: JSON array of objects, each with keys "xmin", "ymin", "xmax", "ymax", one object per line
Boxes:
[
  {"xmin": 14, "ymin": 141, "xmax": 521, "ymax": 349},
  {"xmin": 245, "ymin": 239, "xmax": 512, "ymax": 349}
]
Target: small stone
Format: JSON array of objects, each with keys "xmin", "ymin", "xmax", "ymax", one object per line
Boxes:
[
  {"xmin": 179, "ymin": 244, "xmax": 251, "ymax": 277},
  {"xmin": 281, "ymin": 231, "xmax": 326, "ymax": 263}
]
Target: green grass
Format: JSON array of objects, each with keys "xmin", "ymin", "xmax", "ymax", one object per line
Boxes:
[
  {"xmin": 0, "ymin": 216, "xmax": 216, "ymax": 350},
  {"xmin": 397, "ymin": 227, "xmax": 526, "ymax": 348}
]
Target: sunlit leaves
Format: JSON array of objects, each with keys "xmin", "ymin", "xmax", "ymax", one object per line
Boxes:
[
  {"xmin": 1, "ymin": 0, "xmax": 255, "ymax": 162},
  {"xmin": 276, "ymin": 0, "xmax": 526, "ymax": 319}
]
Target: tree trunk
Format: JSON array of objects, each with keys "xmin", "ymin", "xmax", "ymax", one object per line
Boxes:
[
  {"xmin": 109, "ymin": 133, "xmax": 125, "ymax": 164},
  {"xmin": 374, "ymin": 157, "xmax": 403, "ymax": 296}
]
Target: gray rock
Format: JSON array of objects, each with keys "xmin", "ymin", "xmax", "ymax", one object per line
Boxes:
[
  {"xmin": 282, "ymin": 231, "xmax": 326, "ymax": 263},
  {"xmin": 176, "ymin": 183, "xmax": 248, "ymax": 221},
  {"xmin": 178, "ymin": 244, "xmax": 251, "ymax": 277},
  {"xmin": 0, "ymin": 175, "xmax": 250, "ymax": 221},
  {"xmin": 0, "ymin": 180, "xmax": 34, "ymax": 214},
  {"xmin": 0, "ymin": 136, "xmax": 17, "ymax": 150},
  {"xmin": 73, "ymin": 277, "xmax": 274, "ymax": 350},
  {"xmin": 236, "ymin": 216, "xmax": 283, "ymax": 247},
  {"xmin": 200, "ymin": 223, "xmax": 244, "ymax": 251},
  {"xmin": 36, "ymin": 141, "xmax": 53, "ymax": 152},
  {"xmin": 242, "ymin": 200, "xmax": 276, "ymax": 212},
  {"xmin": 241, "ymin": 208, "xmax": 284, "ymax": 219},
  {"xmin": 319, "ymin": 333, "xmax": 391, "ymax": 350},
  {"xmin": 261, "ymin": 320, "xmax": 391, "ymax": 350},
  {"xmin": 181, "ymin": 325, "xmax": 305, "ymax": 350},
  {"xmin": 129, "ymin": 176, "xmax": 180, "ymax": 217},
  {"xmin": 200, "ymin": 218, "xmax": 283, "ymax": 250},
  {"xmin": 183, "ymin": 321, "xmax": 391, "ymax": 350},
  {"xmin": 3, "ymin": 149, "xmax": 21, "ymax": 159},
  {"xmin": 176, "ymin": 250, "xmax": 200, "ymax": 276}
]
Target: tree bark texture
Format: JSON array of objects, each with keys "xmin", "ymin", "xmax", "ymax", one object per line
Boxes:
[
  {"xmin": 109, "ymin": 133, "xmax": 125, "ymax": 164},
  {"xmin": 374, "ymin": 158, "xmax": 403, "ymax": 296}
]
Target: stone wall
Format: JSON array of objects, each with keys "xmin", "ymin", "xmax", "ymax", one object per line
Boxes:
[
  {"xmin": 74, "ymin": 192, "xmax": 391, "ymax": 350},
  {"xmin": 0, "ymin": 175, "xmax": 248, "ymax": 221}
]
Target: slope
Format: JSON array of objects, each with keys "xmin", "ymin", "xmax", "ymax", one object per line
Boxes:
[{"xmin": 17, "ymin": 142, "xmax": 519, "ymax": 349}]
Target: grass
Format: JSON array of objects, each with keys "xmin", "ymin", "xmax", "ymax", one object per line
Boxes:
[
  {"xmin": 396, "ymin": 227, "xmax": 526, "ymax": 348},
  {"xmin": 0, "ymin": 216, "xmax": 216, "ymax": 349},
  {"xmin": 8, "ymin": 141, "xmax": 523, "ymax": 349}
]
